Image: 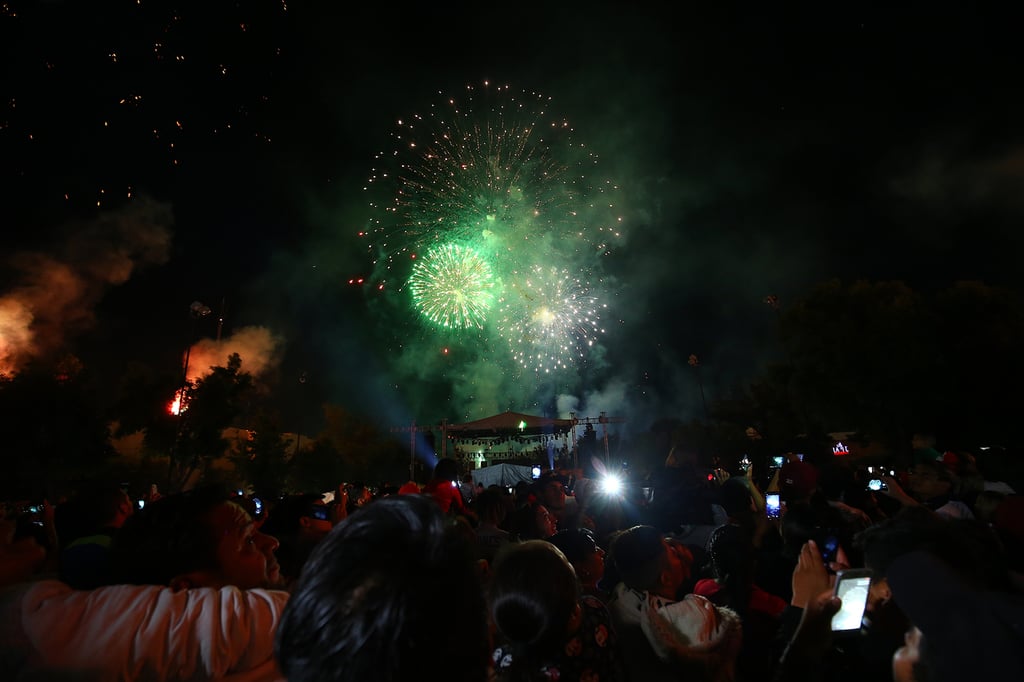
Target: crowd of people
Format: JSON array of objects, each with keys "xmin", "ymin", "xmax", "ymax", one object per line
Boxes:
[{"xmin": 1, "ymin": 435, "xmax": 1023, "ymax": 682}]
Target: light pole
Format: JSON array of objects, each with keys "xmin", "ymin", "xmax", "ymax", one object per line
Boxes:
[
  {"xmin": 177, "ymin": 301, "xmax": 212, "ymax": 411},
  {"xmin": 569, "ymin": 411, "xmax": 578, "ymax": 470},
  {"xmin": 168, "ymin": 301, "xmax": 212, "ymax": 489}
]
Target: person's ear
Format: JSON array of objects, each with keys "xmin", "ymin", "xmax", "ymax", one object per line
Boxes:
[{"xmin": 299, "ymin": 516, "xmax": 313, "ymax": 529}]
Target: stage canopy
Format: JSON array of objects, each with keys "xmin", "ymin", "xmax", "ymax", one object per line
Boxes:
[{"xmin": 444, "ymin": 410, "xmax": 575, "ymax": 437}]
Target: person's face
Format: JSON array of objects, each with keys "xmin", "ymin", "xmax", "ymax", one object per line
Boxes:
[
  {"xmin": 892, "ymin": 626, "xmax": 924, "ymax": 682},
  {"xmin": 207, "ymin": 502, "xmax": 282, "ymax": 589},
  {"xmin": 536, "ymin": 504, "xmax": 558, "ymax": 537},
  {"xmin": 541, "ymin": 481, "xmax": 567, "ymax": 511}
]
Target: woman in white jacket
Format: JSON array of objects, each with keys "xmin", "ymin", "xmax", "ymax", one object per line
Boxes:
[{"xmin": 0, "ymin": 485, "xmax": 290, "ymax": 682}]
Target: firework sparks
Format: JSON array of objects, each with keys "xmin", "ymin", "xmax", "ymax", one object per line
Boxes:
[
  {"xmin": 363, "ymin": 82, "xmax": 622, "ymax": 279},
  {"xmin": 409, "ymin": 243, "xmax": 496, "ymax": 329},
  {"xmin": 496, "ymin": 265, "xmax": 605, "ymax": 374},
  {"xmin": 359, "ymin": 81, "xmax": 624, "ymax": 393}
]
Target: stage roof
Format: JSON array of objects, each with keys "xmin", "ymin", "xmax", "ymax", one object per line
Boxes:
[{"xmin": 445, "ymin": 410, "xmax": 574, "ymax": 436}]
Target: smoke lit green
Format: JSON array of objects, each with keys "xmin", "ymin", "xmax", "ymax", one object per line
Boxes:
[{"xmin": 361, "ymin": 81, "xmax": 624, "ymax": 380}]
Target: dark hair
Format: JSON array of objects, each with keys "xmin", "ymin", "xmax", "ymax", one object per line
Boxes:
[
  {"xmin": 534, "ymin": 471, "xmax": 566, "ymax": 494},
  {"xmin": 275, "ymin": 494, "xmax": 490, "ymax": 682},
  {"xmin": 507, "ymin": 501, "xmax": 552, "ymax": 541},
  {"xmin": 474, "ymin": 487, "xmax": 508, "ymax": 526},
  {"xmin": 856, "ymin": 506, "xmax": 1011, "ymax": 591},
  {"xmin": 432, "ymin": 457, "xmax": 460, "ymax": 482},
  {"xmin": 489, "ymin": 541, "xmax": 579, "ymax": 680},
  {"xmin": 705, "ymin": 523, "xmax": 754, "ymax": 618},
  {"xmin": 608, "ymin": 525, "xmax": 665, "ymax": 592},
  {"xmin": 260, "ymin": 494, "xmax": 323, "ymax": 537},
  {"xmin": 56, "ymin": 481, "xmax": 128, "ymax": 546},
  {"xmin": 259, "ymin": 493, "xmax": 329, "ymax": 583},
  {"xmin": 108, "ymin": 484, "xmax": 232, "ymax": 585},
  {"xmin": 717, "ymin": 478, "xmax": 754, "ymax": 519},
  {"xmin": 780, "ymin": 501, "xmax": 822, "ymax": 551},
  {"xmin": 547, "ymin": 527, "xmax": 598, "ymax": 566}
]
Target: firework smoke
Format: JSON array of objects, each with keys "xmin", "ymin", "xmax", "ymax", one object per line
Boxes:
[
  {"xmin": 357, "ymin": 81, "xmax": 624, "ymax": 418},
  {"xmin": 0, "ymin": 197, "xmax": 173, "ymax": 375},
  {"xmin": 183, "ymin": 325, "xmax": 284, "ymax": 382}
]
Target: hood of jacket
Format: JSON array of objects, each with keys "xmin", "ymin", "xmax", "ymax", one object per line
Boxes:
[{"xmin": 640, "ymin": 592, "xmax": 742, "ymax": 682}]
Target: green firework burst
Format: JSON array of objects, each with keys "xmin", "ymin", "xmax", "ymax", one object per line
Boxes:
[{"xmin": 409, "ymin": 243, "xmax": 496, "ymax": 329}]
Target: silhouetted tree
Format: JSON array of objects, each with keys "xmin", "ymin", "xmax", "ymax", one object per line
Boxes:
[
  {"xmin": 229, "ymin": 411, "xmax": 290, "ymax": 499},
  {"xmin": 287, "ymin": 438, "xmax": 347, "ymax": 495},
  {"xmin": 168, "ymin": 353, "xmax": 255, "ymax": 489},
  {"xmin": 0, "ymin": 357, "xmax": 114, "ymax": 499},
  {"xmin": 767, "ymin": 278, "xmax": 1024, "ymax": 449}
]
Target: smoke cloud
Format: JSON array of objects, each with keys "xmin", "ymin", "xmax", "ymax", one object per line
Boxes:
[
  {"xmin": 185, "ymin": 325, "xmax": 284, "ymax": 382},
  {"xmin": 0, "ymin": 197, "xmax": 173, "ymax": 375}
]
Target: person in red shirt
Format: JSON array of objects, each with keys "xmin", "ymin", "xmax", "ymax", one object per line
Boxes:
[{"xmin": 423, "ymin": 457, "xmax": 467, "ymax": 515}]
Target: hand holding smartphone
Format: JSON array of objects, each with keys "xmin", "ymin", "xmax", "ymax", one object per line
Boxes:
[
  {"xmin": 830, "ymin": 569, "xmax": 872, "ymax": 634},
  {"xmin": 816, "ymin": 529, "xmax": 840, "ymax": 566}
]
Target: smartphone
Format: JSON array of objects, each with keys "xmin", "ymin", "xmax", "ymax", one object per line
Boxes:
[
  {"xmin": 866, "ymin": 478, "xmax": 887, "ymax": 492},
  {"xmin": 531, "ymin": 465, "xmax": 542, "ymax": 479},
  {"xmin": 817, "ymin": 531, "xmax": 840, "ymax": 565},
  {"xmin": 308, "ymin": 505, "xmax": 331, "ymax": 521},
  {"xmin": 765, "ymin": 493, "xmax": 781, "ymax": 519},
  {"xmin": 831, "ymin": 569, "xmax": 872, "ymax": 633},
  {"xmin": 771, "ymin": 456, "xmax": 784, "ymax": 468}
]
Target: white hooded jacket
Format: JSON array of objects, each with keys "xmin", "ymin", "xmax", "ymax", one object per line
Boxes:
[
  {"xmin": 608, "ymin": 583, "xmax": 742, "ymax": 682},
  {"xmin": 0, "ymin": 579, "xmax": 289, "ymax": 682}
]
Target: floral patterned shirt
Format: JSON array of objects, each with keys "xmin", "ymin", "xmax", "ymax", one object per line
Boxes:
[{"xmin": 492, "ymin": 594, "xmax": 625, "ymax": 682}]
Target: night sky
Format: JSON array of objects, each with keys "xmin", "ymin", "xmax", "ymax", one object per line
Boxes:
[{"xmin": 3, "ymin": 1, "xmax": 1023, "ymax": 437}]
